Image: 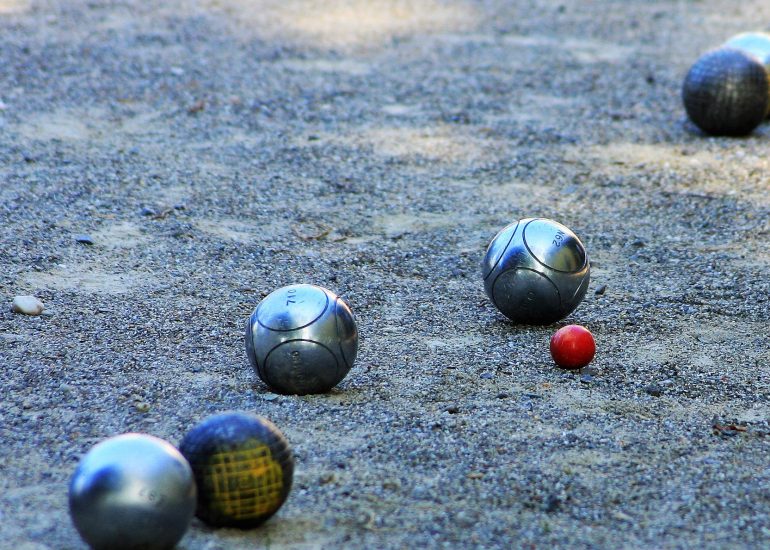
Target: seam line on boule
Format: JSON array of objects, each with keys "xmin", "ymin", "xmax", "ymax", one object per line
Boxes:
[
  {"xmin": 334, "ymin": 298, "xmax": 354, "ymax": 371},
  {"xmin": 256, "ymin": 291, "xmax": 330, "ymax": 332},
  {"xmin": 491, "ymin": 267, "xmax": 563, "ymax": 318},
  {"xmin": 484, "ymin": 221, "xmax": 519, "ymax": 281},
  {"xmin": 261, "ymin": 339, "xmax": 340, "ymax": 390},
  {"xmin": 522, "ymin": 218, "xmax": 587, "ymax": 274}
]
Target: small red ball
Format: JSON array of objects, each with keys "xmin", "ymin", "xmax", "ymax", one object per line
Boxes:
[{"xmin": 550, "ymin": 325, "xmax": 595, "ymax": 370}]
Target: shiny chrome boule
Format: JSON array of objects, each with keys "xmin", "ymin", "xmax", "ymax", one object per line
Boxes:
[
  {"xmin": 68, "ymin": 433, "xmax": 196, "ymax": 550},
  {"xmin": 245, "ymin": 284, "xmax": 358, "ymax": 395},
  {"xmin": 682, "ymin": 47, "xmax": 769, "ymax": 136},
  {"xmin": 482, "ymin": 218, "xmax": 590, "ymax": 325}
]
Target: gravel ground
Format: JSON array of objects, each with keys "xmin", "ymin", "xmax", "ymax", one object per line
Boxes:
[{"xmin": 1, "ymin": 1, "xmax": 769, "ymax": 548}]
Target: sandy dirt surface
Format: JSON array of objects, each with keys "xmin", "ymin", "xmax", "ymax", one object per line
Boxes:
[{"xmin": 1, "ymin": 0, "xmax": 769, "ymax": 548}]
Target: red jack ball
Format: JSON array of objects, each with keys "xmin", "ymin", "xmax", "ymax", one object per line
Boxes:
[{"xmin": 550, "ymin": 325, "xmax": 595, "ymax": 370}]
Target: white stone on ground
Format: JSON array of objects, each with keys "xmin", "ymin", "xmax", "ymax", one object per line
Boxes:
[{"xmin": 11, "ymin": 295, "xmax": 44, "ymax": 316}]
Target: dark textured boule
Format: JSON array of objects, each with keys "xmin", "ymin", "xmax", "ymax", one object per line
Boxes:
[
  {"xmin": 723, "ymin": 32, "xmax": 770, "ymax": 116},
  {"xmin": 682, "ymin": 48, "xmax": 769, "ymax": 136},
  {"xmin": 179, "ymin": 411, "xmax": 294, "ymax": 529}
]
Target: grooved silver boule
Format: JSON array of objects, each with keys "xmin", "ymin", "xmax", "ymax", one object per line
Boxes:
[
  {"xmin": 68, "ymin": 433, "xmax": 197, "ymax": 550},
  {"xmin": 245, "ymin": 284, "xmax": 358, "ymax": 395},
  {"xmin": 482, "ymin": 218, "xmax": 590, "ymax": 325}
]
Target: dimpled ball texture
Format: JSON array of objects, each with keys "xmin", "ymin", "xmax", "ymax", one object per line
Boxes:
[
  {"xmin": 179, "ymin": 411, "xmax": 294, "ymax": 529},
  {"xmin": 723, "ymin": 32, "xmax": 770, "ymax": 116},
  {"xmin": 682, "ymin": 47, "xmax": 769, "ymax": 136}
]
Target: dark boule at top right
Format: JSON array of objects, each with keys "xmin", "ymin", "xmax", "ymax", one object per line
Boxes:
[{"xmin": 682, "ymin": 46, "xmax": 769, "ymax": 136}]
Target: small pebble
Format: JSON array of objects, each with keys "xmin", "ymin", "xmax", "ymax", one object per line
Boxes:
[
  {"xmin": 455, "ymin": 510, "xmax": 476, "ymax": 528},
  {"xmin": 594, "ymin": 284, "xmax": 607, "ymax": 296},
  {"xmin": 644, "ymin": 385, "xmax": 663, "ymax": 397},
  {"xmin": 611, "ymin": 510, "xmax": 634, "ymax": 522},
  {"xmin": 74, "ymin": 234, "xmax": 94, "ymax": 245},
  {"xmin": 11, "ymin": 295, "xmax": 44, "ymax": 316},
  {"xmin": 543, "ymin": 495, "xmax": 561, "ymax": 513},
  {"xmin": 523, "ymin": 393, "xmax": 543, "ymax": 399},
  {"xmin": 580, "ymin": 374, "xmax": 593, "ymax": 384}
]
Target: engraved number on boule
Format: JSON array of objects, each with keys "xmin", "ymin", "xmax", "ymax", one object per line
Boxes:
[
  {"xmin": 290, "ymin": 350, "xmax": 305, "ymax": 380},
  {"xmin": 285, "ymin": 288, "xmax": 297, "ymax": 306},
  {"xmin": 552, "ymin": 230, "xmax": 565, "ymax": 247}
]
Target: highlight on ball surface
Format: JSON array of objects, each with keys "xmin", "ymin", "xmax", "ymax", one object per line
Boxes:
[
  {"xmin": 549, "ymin": 325, "xmax": 596, "ymax": 370},
  {"xmin": 68, "ymin": 433, "xmax": 197, "ymax": 550},
  {"xmin": 179, "ymin": 411, "xmax": 294, "ymax": 529},
  {"xmin": 245, "ymin": 283, "xmax": 359, "ymax": 395},
  {"xmin": 482, "ymin": 218, "xmax": 590, "ymax": 325}
]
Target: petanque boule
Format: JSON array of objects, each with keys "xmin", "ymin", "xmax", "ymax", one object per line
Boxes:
[
  {"xmin": 723, "ymin": 32, "xmax": 770, "ymax": 70},
  {"xmin": 723, "ymin": 32, "xmax": 770, "ymax": 116},
  {"xmin": 482, "ymin": 218, "xmax": 590, "ymax": 325},
  {"xmin": 245, "ymin": 283, "xmax": 358, "ymax": 395},
  {"xmin": 682, "ymin": 47, "xmax": 769, "ymax": 136},
  {"xmin": 179, "ymin": 411, "xmax": 294, "ymax": 529},
  {"xmin": 68, "ymin": 433, "xmax": 196, "ymax": 550}
]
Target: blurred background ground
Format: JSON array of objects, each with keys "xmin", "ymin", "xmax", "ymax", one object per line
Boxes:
[{"xmin": 1, "ymin": 0, "xmax": 769, "ymax": 548}]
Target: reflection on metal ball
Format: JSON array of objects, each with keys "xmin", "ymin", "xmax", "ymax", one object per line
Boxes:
[
  {"xmin": 68, "ymin": 433, "xmax": 196, "ymax": 550},
  {"xmin": 682, "ymin": 47, "xmax": 769, "ymax": 136},
  {"xmin": 179, "ymin": 411, "xmax": 294, "ymax": 529},
  {"xmin": 245, "ymin": 284, "xmax": 358, "ymax": 395},
  {"xmin": 482, "ymin": 218, "xmax": 590, "ymax": 325}
]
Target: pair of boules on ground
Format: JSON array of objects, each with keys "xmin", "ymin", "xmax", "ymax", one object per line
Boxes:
[
  {"xmin": 249, "ymin": 216, "xmax": 598, "ymax": 392},
  {"xmin": 69, "ymin": 411, "xmax": 293, "ymax": 550}
]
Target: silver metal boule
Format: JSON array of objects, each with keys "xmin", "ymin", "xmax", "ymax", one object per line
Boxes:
[
  {"xmin": 482, "ymin": 218, "xmax": 590, "ymax": 325},
  {"xmin": 245, "ymin": 284, "xmax": 358, "ymax": 395},
  {"xmin": 68, "ymin": 433, "xmax": 197, "ymax": 550}
]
